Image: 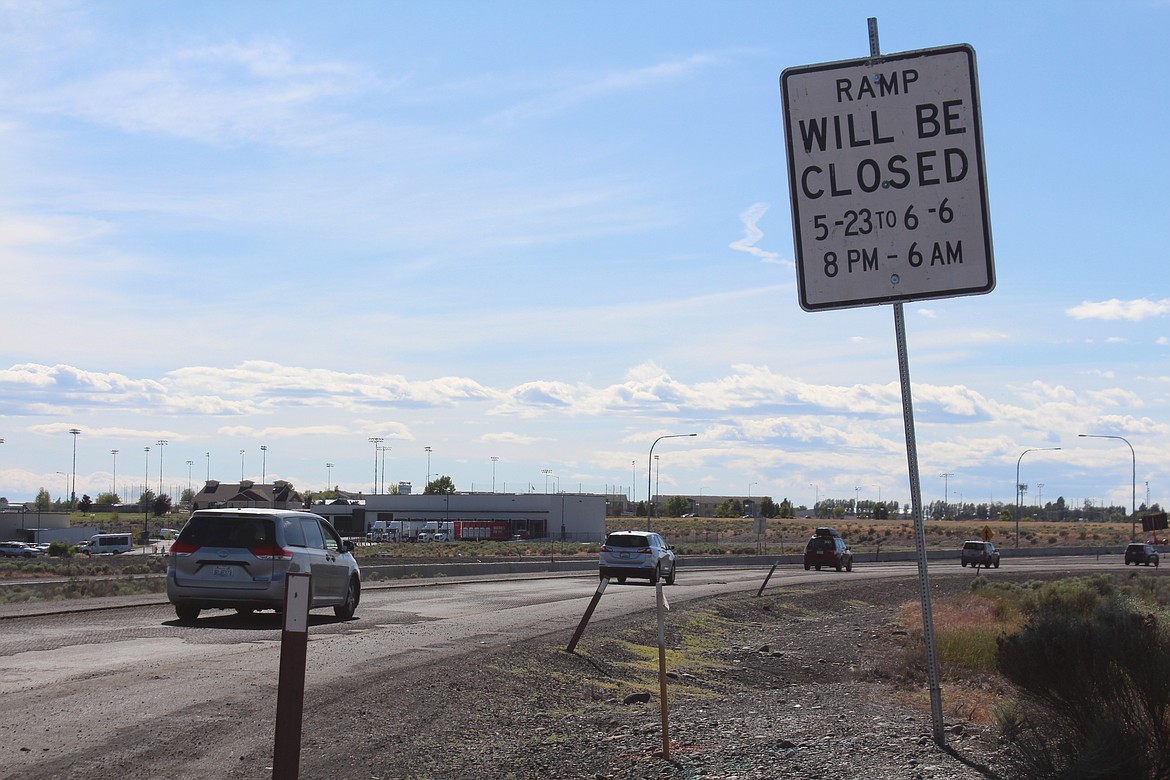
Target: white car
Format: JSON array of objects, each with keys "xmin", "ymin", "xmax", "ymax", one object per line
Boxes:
[
  {"xmin": 0, "ymin": 541, "xmax": 42, "ymax": 558},
  {"xmin": 598, "ymin": 530, "xmax": 676, "ymax": 585}
]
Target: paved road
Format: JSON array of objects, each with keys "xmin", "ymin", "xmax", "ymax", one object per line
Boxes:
[{"xmin": 0, "ymin": 556, "xmax": 1130, "ymax": 779}]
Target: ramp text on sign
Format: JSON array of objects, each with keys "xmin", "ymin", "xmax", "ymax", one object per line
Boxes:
[{"xmin": 781, "ymin": 44, "xmax": 994, "ymax": 312}]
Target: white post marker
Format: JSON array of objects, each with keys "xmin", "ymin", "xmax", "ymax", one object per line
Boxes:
[
  {"xmin": 273, "ymin": 572, "xmax": 311, "ymax": 779},
  {"xmin": 656, "ymin": 582, "xmax": 671, "ymax": 760}
]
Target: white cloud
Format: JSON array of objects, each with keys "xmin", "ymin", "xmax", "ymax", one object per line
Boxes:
[
  {"xmin": 1066, "ymin": 298, "xmax": 1170, "ymax": 321},
  {"xmin": 729, "ymin": 202, "xmax": 787, "ymax": 266}
]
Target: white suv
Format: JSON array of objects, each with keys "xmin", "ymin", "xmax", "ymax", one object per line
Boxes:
[{"xmin": 599, "ymin": 530, "xmax": 676, "ymax": 585}]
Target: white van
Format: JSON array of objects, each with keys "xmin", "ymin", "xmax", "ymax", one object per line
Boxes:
[{"xmin": 87, "ymin": 533, "xmax": 134, "ymax": 554}]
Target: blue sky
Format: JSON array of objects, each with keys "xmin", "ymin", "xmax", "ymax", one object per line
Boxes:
[{"xmin": 0, "ymin": 1, "xmax": 1166, "ymax": 515}]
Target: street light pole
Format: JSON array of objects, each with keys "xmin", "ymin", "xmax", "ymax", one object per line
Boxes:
[
  {"xmin": 368, "ymin": 438, "xmax": 383, "ymax": 495},
  {"xmin": 110, "ymin": 449, "xmax": 119, "ymax": 502},
  {"xmin": 156, "ymin": 439, "xmax": 168, "ymax": 497},
  {"xmin": 1079, "ymin": 434, "xmax": 1137, "ymax": 542},
  {"xmin": 491, "ymin": 456, "xmax": 499, "ymax": 493},
  {"xmin": 260, "ymin": 445, "xmax": 267, "ymax": 485},
  {"xmin": 1016, "ymin": 447, "xmax": 1061, "ymax": 548},
  {"xmin": 326, "ymin": 462, "xmax": 334, "ymax": 492},
  {"xmin": 68, "ymin": 428, "xmax": 81, "ymax": 510},
  {"xmin": 646, "ymin": 433, "xmax": 697, "ymax": 531}
]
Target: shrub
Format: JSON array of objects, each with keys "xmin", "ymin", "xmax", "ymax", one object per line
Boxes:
[{"xmin": 995, "ymin": 596, "xmax": 1170, "ymax": 778}]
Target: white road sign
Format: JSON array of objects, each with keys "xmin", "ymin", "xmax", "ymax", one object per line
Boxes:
[{"xmin": 781, "ymin": 44, "xmax": 994, "ymax": 312}]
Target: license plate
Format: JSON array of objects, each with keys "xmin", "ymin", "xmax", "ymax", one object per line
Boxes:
[{"xmin": 213, "ymin": 565, "xmax": 234, "ymax": 577}]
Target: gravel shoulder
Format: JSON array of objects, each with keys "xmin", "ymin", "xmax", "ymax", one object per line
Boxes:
[{"xmin": 287, "ymin": 572, "xmax": 1012, "ymax": 780}]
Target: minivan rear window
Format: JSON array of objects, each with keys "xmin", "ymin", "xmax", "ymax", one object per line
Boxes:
[
  {"xmin": 605, "ymin": 534, "xmax": 649, "ymax": 548},
  {"xmin": 180, "ymin": 515, "xmax": 274, "ymax": 548}
]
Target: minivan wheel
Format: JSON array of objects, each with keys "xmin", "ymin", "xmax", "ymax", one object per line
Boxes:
[
  {"xmin": 175, "ymin": 605, "xmax": 200, "ymax": 623},
  {"xmin": 665, "ymin": 564, "xmax": 676, "ymax": 585},
  {"xmin": 649, "ymin": 565, "xmax": 660, "ymax": 585},
  {"xmin": 334, "ymin": 577, "xmax": 360, "ymax": 619}
]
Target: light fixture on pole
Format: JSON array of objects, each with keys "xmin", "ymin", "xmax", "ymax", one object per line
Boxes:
[
  {"xmin": 1015, "ymin": 447, "xmax": 1061, "ymax": 548},
  {"xmin": 646, "ymin": 433, "xmax": 697, "ymax": 531},
  {"xmin": 425, "ymin": 446, "xmax": 432, "ymax": 489},
  {"xmin": 326, "ymin": 462, "xmax": 334, "ymax": 492},
  {"xmin": 1079, "ymin": 434, "xmax": 1137, "ymax": 542},
  {"xmin": 186, "ymin": 460, "xmax": 194, "ymax": 498},
  {"xmin": 491, "ymin": 456, "xmax": 499, "ymax": 493},
  {"xmin": 260, "ymin": 445, "xmax": 267, "ymax": 485},
  {"xmin": 205, "ymin": 451, "xmax": 210, "ymax": 481},
  {"xmin": 68, "ymin": 428, "xmax": 81, "ymax": 510},
  {"xmin": 541, "ymin": 468, "xmax": 552, "ymax": 494},
  {"xmin": 239, "ymin": 449, "xmax": 245, "ymax": 480}
]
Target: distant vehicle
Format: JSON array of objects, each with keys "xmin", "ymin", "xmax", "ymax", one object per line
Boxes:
[
  {"xmin": 1124, "ymin": 543, "xmax": 1160, "ymax": 567},
  {"xmin": 960, "ymin": 540, "xmax": 1000, "ymax": 569},
  {"xmin": 599, "ymin": 530, "xmax": 676, "ymax": 585},
  {"xmin": 0, "ymin": 541, "xmax": 42, "ymax": 558},
  {"xmin": 87, "ymin": 533, "xmax": 134, "ymax": 555},
  {"xmin": 803, "ymin": 527, "xmax": 853, "ymax": 572},
  {"xmin": 166, "ymin": 508, "xmax": 361, "ymax": 623}
]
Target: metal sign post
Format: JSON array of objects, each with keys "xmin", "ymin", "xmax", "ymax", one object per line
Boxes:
[{"xmin": 778, "ymin": 17, "xmax": 987, "ymax": 746}]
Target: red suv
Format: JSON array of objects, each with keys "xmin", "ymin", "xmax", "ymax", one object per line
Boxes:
[{"xmin": 803, "ymin": 527, "xmax": 853, "ymax": 572}]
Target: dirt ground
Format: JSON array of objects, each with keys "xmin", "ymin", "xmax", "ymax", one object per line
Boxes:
[{"xmin": 264, "ymin": 572, "xmax": 1014, "ymax": 780}]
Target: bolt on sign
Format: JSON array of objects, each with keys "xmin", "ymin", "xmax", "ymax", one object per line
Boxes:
[{"xmin": 781, "ymin": 44, "xmax": 994, "ymax": 311}]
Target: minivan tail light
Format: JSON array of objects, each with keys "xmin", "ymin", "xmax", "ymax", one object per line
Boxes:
[
  {"xmin": 250, "ymin": 545, "xmax": 294, "ymax": 561},
  {"xmin": 170, "ymin": 540, "xmax": 199, "ymax": 556}
]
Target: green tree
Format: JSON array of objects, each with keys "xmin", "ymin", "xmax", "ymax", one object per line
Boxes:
[
  {"xmin": 778, "ymin": 498, "xmax": 794, "ymax": 518},
  {"xmin": 152, "ymin": 494, "xmax": 173, "ymax": 517},
  {"xmin": 78, "ymin": 494, "xmax": 93, "ymax": 513},
  {"xmin": 424, "ymin": 476, "xmax": 456, "ymax": 495},
  {"xmin": 664, "ymin": 495, "xmax": 690, "ymax": 516},
  {"xmin": 759, "ymin": 496, "xmax": 778, "ymax": 518},
  {"xmin": 137, "ymin": 489, "xmax": 155, "ymax": 513},
  {"xmin": 35, "ymin": 488, "xmax": 52, "ymax": 511},
  {"xmin": 95, "ymin": 492, "xmax": 119, "ymax": 506}
]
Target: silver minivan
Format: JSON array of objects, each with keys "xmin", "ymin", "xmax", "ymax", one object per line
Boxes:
[{"xmin": 167, "ymin": 508, "xmax": 360, "ymax": 623}]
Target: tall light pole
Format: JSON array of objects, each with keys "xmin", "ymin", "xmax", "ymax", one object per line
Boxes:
[
  {"xmin": 110, "ymin": 449, "xmax": 119, "ymax": 501},
  {"xmin": 810, "ymin": 483, "xmax": 820, "ymax": 517},
  {"xmin": 1016, "ymin": 447, "xmax": 1061, "ymax": 548},
  {"xmin": 186, "ymin": 460, "xmax": 194, "ymax": 499},
  {"xmin": 260, "ymin": 445, "xmax": 267, "ymax": 485},
  {"xmin": 541, "ymin": 468, "xmax": 552, "ymax": 494},
  {"xmin": 205, "ymin": 451, "xmax": 210, "ymax": 482},
  {"xmin": 239, "ymin": 449, "xmax": 245, "ymax": 480},
  {"xmin": 425, "ymin": 446, "xmax": 432, "ymax": 489},
  {"xmin": 940, "ymin": 473, "xmax": 954, "ymax": 519},
  {"xmin": 68, "ymin": 428, "xmax": 81, "ymax": 510},
  {"xmin": 366, "ymin": 437, "xmax": 383, "ymax": 494},
  {"xmin": 491, "ymin": 456, "xmax": 499, "ymax": 493},
  {"xmin": 143, "ymin": 446, "xmax": 150, "ymax": 501},
  {"xmin": 1079, "ymin": 433, "xmax": 1137, "ymax": 541},
  {"xmin": 326, "ymin": 462, "xmax": 334, "ymax": 492},
  {"xmin": 378, "ymin": 445, "xmax": 391, "ymax": 493},
  {"xmin": 647, "ymin": 433, "xmax": 697, "ymax": 530},
  {"xmin": 654, "ymin": 455, "xmax": 660, "ymax": 503},
  {"xmin": 156, "ymin": 439, "xmax": 168, "ymax": 497}
]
